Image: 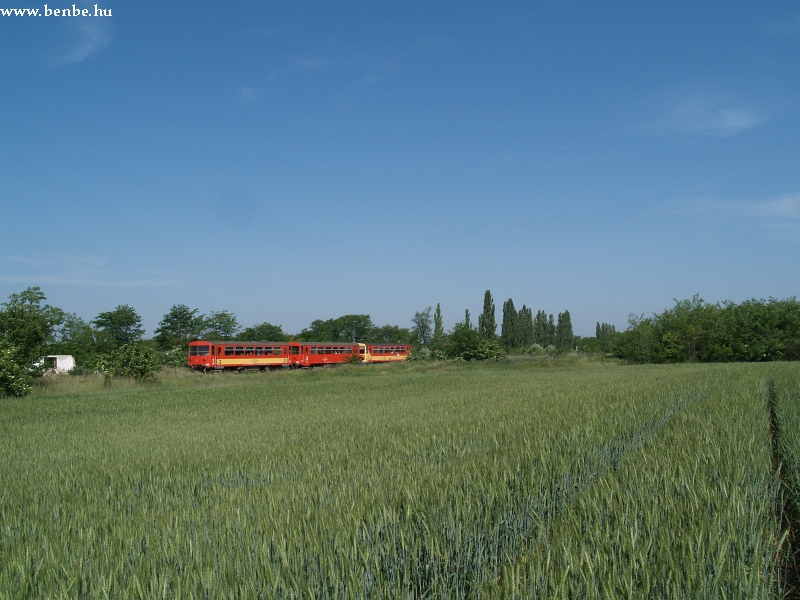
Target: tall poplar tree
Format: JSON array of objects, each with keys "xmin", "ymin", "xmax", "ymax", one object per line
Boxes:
[
  {"xmin": 501, "ymin": 298, "xmax": 520, "ymax": 348},
  {"xmin": 478, "ymin": 290, "xmax": 496, "ymax": 340},
  {"xmin": 556, "ymin": 310, "xmax": 575, "ymax": 350},
  {"xmin": 433, "ymin": 303, "xmax": 444, "ymax": 341},
  {"xmin": 519, "ymin": 305, "xmax": 534, "ymax": 346}
]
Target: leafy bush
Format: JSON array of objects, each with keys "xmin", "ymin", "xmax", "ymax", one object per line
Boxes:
[
  {"xmin": 0, "ymin": 341, "xmax": 32, "ymax": 397},
  {"xmin": 445, "ymin": 323, "xmax": 507, "ymax": 361},
  {"xmin": 407, "ymin": 347, "xmax": 447, "ymax": 361},
  {"xmin": 162, "ymin": 347, "xmax": 188, "ymax": 368},
  {"xmin": 99, "ymin": 343, "xmax": 161, "ymax": 379}
]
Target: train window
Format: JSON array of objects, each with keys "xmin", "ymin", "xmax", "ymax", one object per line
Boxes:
[
  {"xmin": 189, "ymin": 346, "xmax": 197, "ymax": 356},
  {"xmin": 224, "ymin": 347, "xmax": 234, "ymax": 356},
  {"xmin": 291, "ymin": 346, "xmax": 299, "ymax": 355},
  {"xmin": 255, "ymin": 347, "xmax": 262, "ymax": 356},
  {"xmin": 310, "ymin": 347, "xmax": 317, "ymax": 355},
  {"xmin": 346, "ymin": 347, "xmax": 352, "ymax": 354},
  {"xmin": 274, "ymin": 347, "xmax": 282, "ymax": 355},
  {"xmin": 359, "ymin": 347, "xmax": 365, "ymax": 354},
  {"xmin": 197, "ymin": 346, "xmax": 209, "ymax": 356},
  {"xmin": 235, "ymin": 347, "xmax": 244, "ymax": 356},
  {"xmin": 245, "ymin": 347, "xmax": 254, "ymax": 356}
]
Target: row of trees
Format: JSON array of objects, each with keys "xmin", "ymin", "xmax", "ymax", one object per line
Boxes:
[
  {"xmin": 0, "ymin": 286, "xmax": 581, "ymax": 396},
  {"xmin": 611, "ymin": 295, "xmax": 800, "ymax": 363},
  {"xmin": 409, "ymin": 291, "xmax": 576, "ymax": 360}
]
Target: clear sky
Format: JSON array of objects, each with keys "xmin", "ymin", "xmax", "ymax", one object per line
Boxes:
[{"xmin": 2, "ymin": 1, "xmax": 799, "ymax": 338}]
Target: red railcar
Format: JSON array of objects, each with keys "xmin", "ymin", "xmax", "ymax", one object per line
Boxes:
[
  {"xmin": 292, "ymin": 342, "xmax": 360, "ymax": 368},
  {"xmin": 188, "ymin": 340, "xmax": 411, "ymax": 371},
  {"xmin": 188, "ymin": 340, "xmax": 293, "ymax": 371}
]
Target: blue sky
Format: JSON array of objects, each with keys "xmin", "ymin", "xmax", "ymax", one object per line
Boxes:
[{"xmin": 2, "ymin": 1, "xmax": 799, "ymax": 338}]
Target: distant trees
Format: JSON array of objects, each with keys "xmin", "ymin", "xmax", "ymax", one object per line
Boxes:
[
  {"xmin": 433, "ymin": 304, "xmax": 444, "ymax": 342},
  {"xmin": 93, "ymin": 305, "xmax": 144, "ymax": 350},
  {"xmin": 613, "ymin": 296, "xmax": 800, "ymax": 363},
  {"xmin": 556, "ymin": 310, "xmax": 575, "ymax": 351},
  {"xmin": 371, "ymin": 325, "xmax": 412, "ymax": 344},
  {"xmin": 501, "ymin": 298, "xmax": 519, "ymax": 349},
  {"xmin": 298, "ymin": 314, "xmax": 375, "ymax": 343},
  {"xmin": 238, "ymin": 322, "xmax": 288, "ymax": 342},
  {"xmin": 203, "ymin": 310, "xmax": 240, "ymax": 341},
  {"xmin": 154, "ymin": 304, "xmax": 205, "ymax": 349},
  {"xmin": 411, "ymin": 307, "xmax": 433, "ymax": 346},
  {"xmin": 0, "ymin": 287, "xmax": 62, "ymax": 371},
  {"xmin": 0, "ymin": 287, "xmax": 63, "ymax": 396},
  {"xmin": 518, "ymin": 305, "xmax": 534, "ymax": 347}
]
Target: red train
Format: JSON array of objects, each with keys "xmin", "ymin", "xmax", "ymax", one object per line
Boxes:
[{"xmin": 187, "ymin": 340, "xmax": 410, "ymax": 372}]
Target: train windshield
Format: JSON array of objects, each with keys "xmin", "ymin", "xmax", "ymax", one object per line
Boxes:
[{"xmin": 192, "ymin": 345, "xmax": 210, "ymax": 356}]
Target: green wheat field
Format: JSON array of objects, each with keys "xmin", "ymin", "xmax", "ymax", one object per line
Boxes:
[{"xmin": 2, "ymin": 358, "xmax": 799, "ymax": 599}]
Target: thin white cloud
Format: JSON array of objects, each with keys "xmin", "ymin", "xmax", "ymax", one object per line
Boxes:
[
  {"xmin": 644, "ymin": 92, "xmax": 766, "ymax": 137},
  {"xmin": 55, "ymin": 18, "xmax": 112, "ymax": 65},
  {"xmin": 0, "ymin": 254, "xmax": 182, "ymax": 288},
  {"xmin": 676, "ymin": 194, "xmax": 800, "ymax": 243},
  {"xmin": 708, "ymin": 194, "xmax": 800, "ymax": 220}
]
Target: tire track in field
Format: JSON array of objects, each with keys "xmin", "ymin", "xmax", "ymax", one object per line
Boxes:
[{"xmin": 766, "ymin": 379, "xmax": 800, "ymax": 599}]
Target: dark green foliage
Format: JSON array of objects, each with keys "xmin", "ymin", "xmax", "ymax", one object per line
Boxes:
[
  {"xmin": 202, "ymin": 310, "xmax": 240, "ymax": 341},
  {"xmin": 93, "ymin": 305, "xmax": 145, "ymax": 350},
  {"xmin": 501, "ymin": 298, "xmax": 520, "ymax": 349},
  {"xmin": 154, "ymin": 305, "xmax": 205, "ymax": 349},
  {"xmin": 433, "ymin": 304, "xmax": 444, "ymax": 341},
  {"xmin": 411, "ymin": 307, "xmax": 433, "ymax": 346},
  {"xmin": 533, "ymin": 310, "xmax": 556, "ymax": 347},
  {"xmin": 556, "ymin": 310, "xmax": 575, "ymax": 351},
  {"xmin": 370, "ymin": 324, "xmax": 412, "ymax": 344},
  {"xmin": 0, "ymin": 287, "xmax": 63, "ymax": 373},
  {"xmin": 518, "ymin": 305, "xmax": 534, "ymax": 347},
  {"xmin": 238, "ymin": 322, "xmax": 288, "ymax": 342},
  {"xmin": 464, "ymin": 309, "xmax": 472, "ymax": 329},
  {"xmin": 478, "ymin": 290, "xmax": 497, "ymax": 340},
  {"xmin": 50, "ymin": 312, "xmax": 98, "ymax": 367},
  {"xmin": 613, "ymin": 296, "xmax": 800, "ymax": 363},
  {"xmin": 446, "ymin": 322, "xmax": 507, "ymax": 361},
  {"xmin": 299, "ymin": 314, "xmax": 375, "ymax": 343}
]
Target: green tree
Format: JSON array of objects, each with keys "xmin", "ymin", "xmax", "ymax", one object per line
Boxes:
[
  {"xmin": 501, "ymin": 298, "xmax": 520, "ymax": 349},
  {"xmin": 0, "ymin": 287, "xmax": 63, "ymax": 372},
  {"xmin": 433, "ymin": 304, "xmax": 444, "ymax": 341},
  {"xmin": 518, "ymin": 305, "xmax": 534, "ymax": 347},
  {"xmin": 370, "ymin": 325, "xmax": 412, "ymax": 344},
  {"xmin": 51, "ymin": 312, "xmax": 98, "ymax": 368},
  {"xmin": 154, "ymin": 304, "xmax": 205, "ymax": 349},
  {"xmin": 298, "ymin": 315, "xmax": 375, "ymax": 342},
  {"xmin": 464, "ymin": 309, "xmax": 472, "ymax": 329},
  {"xmin": 446, "ymin": 321, "xmax": 506, "ymax": 361},
  {"xmin": 556, "ymin": 310, "xmax": 575, "ymax": 351},
  {"xmin": 100, "ymin": 342, "xmax": 161, "ymax": 379},
  {"xmin": 411, "ymin": 307, "xmax": 433, "ymax": 346},
  {"xmin": 94, "ymin": 305, "xmax": 144, "ymax": 350},
  {"xmin": 478, "ymin": 290, "xmax": 496, "ymax": 340},
  {"xmin": 203, "ymin": 310, "xmax": 240, "ymax": 340},
  {"xmin": 238, "ymin": 322, "xmax": 288, "ymax": 342},
  {"xmin": 613, "ymin": 314, "xmax": 660, "ymax": 363},
  {"xmin": 0, "ymin": 340, "xmax": 33, "ymax": 397}
]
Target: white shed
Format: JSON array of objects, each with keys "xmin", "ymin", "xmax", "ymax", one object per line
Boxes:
[{"xmin": 42, "ymin": 355, "xmax": 75, "ymax": 374}]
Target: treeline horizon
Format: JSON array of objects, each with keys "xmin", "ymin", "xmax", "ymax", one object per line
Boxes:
[
  {"xmin": 610, "ymin": 295, "xmax": 800, "ymax": 363},
  {"xmin": 2, "ymin": 285, "xmax": 799, "ymax": 392}
]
